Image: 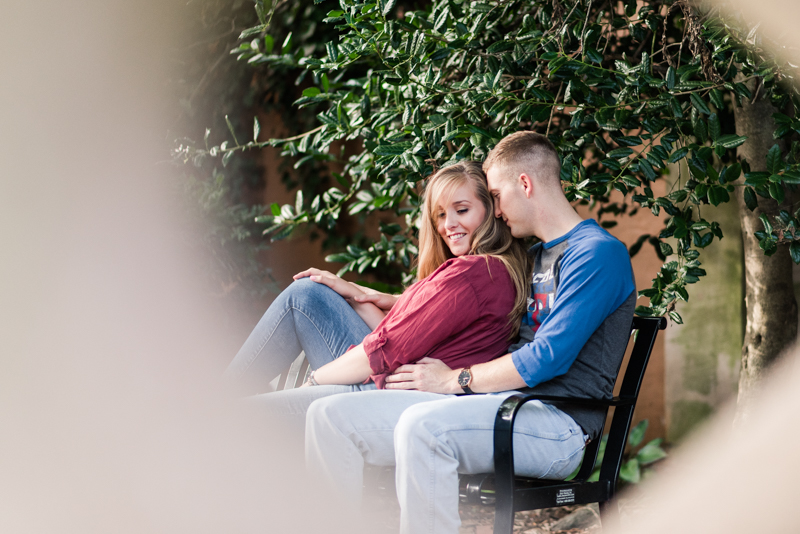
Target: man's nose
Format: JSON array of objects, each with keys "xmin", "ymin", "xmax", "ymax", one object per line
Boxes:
[{"xmin": 493, "ymin": 201, "xmax": 502, "ymax": 218}]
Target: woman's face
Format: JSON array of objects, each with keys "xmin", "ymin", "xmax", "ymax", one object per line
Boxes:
[{"xmin": 435, "ymin": 182, "xmax": 487, "ymax": 257}]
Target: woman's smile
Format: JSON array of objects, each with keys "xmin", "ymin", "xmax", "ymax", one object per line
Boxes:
[{"xmin": 436, "ymin": 184, "xmax": 487, "ymax": 256}]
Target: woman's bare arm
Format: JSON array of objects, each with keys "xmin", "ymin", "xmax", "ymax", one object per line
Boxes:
[{"xmin": 309, "ymin": 343, "xmax": 373, "ymax": 385}]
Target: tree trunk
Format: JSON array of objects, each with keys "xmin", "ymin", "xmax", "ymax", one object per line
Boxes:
[{"xmin": 733, "ymin": 78, "xmax": 798, "ymax": 424}]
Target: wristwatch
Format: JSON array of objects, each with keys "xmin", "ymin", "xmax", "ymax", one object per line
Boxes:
[{"xmin": 457, "ymin": 367, "xmax": 474, "ymax": 395}]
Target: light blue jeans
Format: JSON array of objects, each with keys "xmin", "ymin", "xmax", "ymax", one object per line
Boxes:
[
  {"xmin": 224, "ymin": 278, "xmax": 377, "ymax": 435},
  {"xmin": 305, "ymin": 390, "xmax": 587, "ymax": 534},
  {"xmin": 224, "ymin": 277, "xmax": 375, "ymax": 394}
]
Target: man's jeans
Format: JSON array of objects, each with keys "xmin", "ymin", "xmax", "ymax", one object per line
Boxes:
[{"xmin": 306, "ymin": 390, "xmax": 587, "ymax": 534}]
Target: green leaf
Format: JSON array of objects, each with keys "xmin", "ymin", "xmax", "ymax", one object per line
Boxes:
[
  {"xmin": 692, "ymin": 230, "xmax": 714, "ymax": 248},
  {"xmin": 607, "ymin": 147, "xmax": 633, "ymax": 159},
  {"xmin": 270, "ymin": 203, "xmax": 281, "ymax": 216},
  {"xmin": 790, "ymin": 242, "xmax": 800, "ymax": 264},
  {"xmin": 744, "ymin": 186, "xmax": 758, "ymax": 211},
  {"xmin": 769, "ymin": 182, "xmax": 785, "ymax": 202},
  {"xmin": 690, "ymin": 92, "xmax": 711, "ymax": 115},
  {"xmin": 709, "ymin": 88, "xmax": 725, "ymax": 109},
  {"xmin": 637, "ymin": 439, "xmax": 668, "ymax": 465},
  {"xmin": 783, "ymin": 170, "xmax": 800, "ymax": 184},
  {"xmin": 694, "ymin": 120, "xmax": 707, "ymax": 144},
  {"xmin": 585, "ymin": 47, "xmax": 603, "ymax": 64},
  {"xmin": 382, "ymin": 0, "xmax": 397, "ymax": 16},
  {"xmin": 668, "ymin": 146, "xmax": 690, "ymax": 163},
  {"xmin": 628, "ymin": 419, "xmax": 648, "ymax": 448},
  {"xmin": 325, "ymin": 253, "xmax": 354, "ymax": 263},
  {"xmin": 282, "ymin": 31, "xmax": 293, "ymax": 54},
  {"xmin": 759, "ymin": 213, "xmax": 774, "ymax": 235},
  {"xmin": 666, "ymin": 66, "xmax": 675, "ymax": 89},
  {"xmin": 619, "ymin": 458, "xmax": 641, "ymax": 484},
  {"xmin": 225, "ymin": 114, "xmax": 239, "ymax": 146},
  {"xmin": 707, "ymin": 185, "xmax": 729, "ymax": 206},
  {"xmin": 302, "ymin": 87, "xmax": 320, "ymax": 98},
  {"xmin": 222, "ymin": 150, "xmax": 234, "ymax": 167},
  {"xmin": 766, "ymin": 144, "xmax": 782, "ymax": 174},
  {"xmin": 708, "ymin": 113, "xmax": 721, "ymax": 142},
  {"xmin": 434, "ymin": 8, "xmax": 449, "ymax": 32},
  {"xmin": 717, "ymin": 134, "xmax": 747, "ymax": 149}
]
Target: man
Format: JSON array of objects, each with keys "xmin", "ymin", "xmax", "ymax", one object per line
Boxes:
[{"xmin": 305, "ymin": 131, "xmax": 636, "ymax": 534}]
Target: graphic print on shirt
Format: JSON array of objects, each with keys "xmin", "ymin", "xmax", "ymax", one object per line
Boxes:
[{"xmin": 521, "ymin": 260, "xmax": 558, "ymax": 333}]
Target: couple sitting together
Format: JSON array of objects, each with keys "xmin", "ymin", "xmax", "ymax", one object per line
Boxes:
[{"xmin": 224, "ymin": 131, "xmax": 636, "ymax": 534}]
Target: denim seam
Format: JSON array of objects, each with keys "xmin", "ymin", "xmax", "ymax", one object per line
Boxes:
[
  {"xmin": 235, "ymin": 306, "xmax": 295, "ymax": 378},
  {"xmin": 291, "ymin": 305, "xmax": 340, "ymax": 361},
  {"xmin": 430, "ymin": 424, "xmax": 580, "ymax": 442}
]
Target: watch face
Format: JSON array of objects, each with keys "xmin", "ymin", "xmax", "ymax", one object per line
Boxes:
[{"xmin": 458, "ymin": 369, "xmax": 471, "ymax": 387}]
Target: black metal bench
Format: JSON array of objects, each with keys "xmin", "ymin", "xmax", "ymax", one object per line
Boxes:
[
  {"xmin": 460, "ymin": 315, "xmax": 667, "ymax": 533},
  {"xmin": 277, "ymin": 315, "xmax": 666, "ymax": 532}
]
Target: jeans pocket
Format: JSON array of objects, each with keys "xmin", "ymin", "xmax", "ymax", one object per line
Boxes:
[{"xmin": 539, "ymin": 438, "xmax": 585, "ymax": 479}]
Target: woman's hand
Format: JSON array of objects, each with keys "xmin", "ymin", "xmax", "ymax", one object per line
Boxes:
[
  {"xmin": 384, "ymin": 358, "xmax": 461, "ymax": 394},
  {"xmin": 351, "ymin": 291, "xmax": 400, "ymax": 313},
  {"xmin": 294, "ymin": 268, "xmax": 363, "ymax": 300}
]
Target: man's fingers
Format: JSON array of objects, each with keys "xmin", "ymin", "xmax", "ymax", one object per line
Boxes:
[
  {"xmin": 390, "ymin": 364, "xmax": 417, "ymax": 375},
  {"xmin": 385, "ymin": 371, "xmax": 416, "ymax": 382}
]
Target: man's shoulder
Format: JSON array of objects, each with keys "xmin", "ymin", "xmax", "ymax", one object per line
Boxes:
[{"xmin": 561, "ymin": 220, "xmax": 629, "ymax": 263}]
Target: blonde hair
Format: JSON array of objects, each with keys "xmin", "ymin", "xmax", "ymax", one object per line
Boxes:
[
  {"xmin": 417, "ymin": 161, "xmax": 531, "ymax": 337},
  {"xmin": 483, "ymin": 131, "xmax": 561, "ymax": 188}
]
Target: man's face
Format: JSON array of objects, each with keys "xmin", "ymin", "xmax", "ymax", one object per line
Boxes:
[{"xmin": 486, "ymin": 165, "xmax": 530, "ymax": 238}]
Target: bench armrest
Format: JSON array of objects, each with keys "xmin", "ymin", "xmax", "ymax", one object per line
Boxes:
[{"xmin": 511, "ymin": 390, "xmax": 636, "ymax": 407}]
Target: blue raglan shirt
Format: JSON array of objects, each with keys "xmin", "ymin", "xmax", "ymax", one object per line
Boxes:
[{"xmin": 510, "ymin": 219, "xmax": 636, "ymax": 388}]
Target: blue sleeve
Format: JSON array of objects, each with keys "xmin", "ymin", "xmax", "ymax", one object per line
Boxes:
[{"xmin": 511, "ymin": 237, "xmax": 635, "ymax": 387}]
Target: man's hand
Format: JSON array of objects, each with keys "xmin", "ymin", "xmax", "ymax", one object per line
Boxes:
[
  {"xmin": 294, "ymin": 268, "xmax": 363, "ymax": 300},
  {"xmin": 384, "ymin": 358, "xmax": 462, "ymax": 394}
]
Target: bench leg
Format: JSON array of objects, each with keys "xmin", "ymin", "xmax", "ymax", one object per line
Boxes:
[{"xmin": 493, "ymin": 500, "xmax": 514, "ymax": 534}]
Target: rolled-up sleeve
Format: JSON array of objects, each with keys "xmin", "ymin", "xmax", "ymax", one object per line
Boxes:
[{"xmin": 363, "ymin": 259, "xmax": 483, "ymax": 387}]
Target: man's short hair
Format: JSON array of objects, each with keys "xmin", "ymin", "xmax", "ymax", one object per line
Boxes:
[{"xmin": 483, "ymin": 131, "xmax": 561, "ymax": 186}]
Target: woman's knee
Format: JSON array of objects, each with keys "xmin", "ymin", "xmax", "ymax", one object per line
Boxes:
[{"xmin": 282, "ymin": 278, "xmax": 340, "ymax": 311}]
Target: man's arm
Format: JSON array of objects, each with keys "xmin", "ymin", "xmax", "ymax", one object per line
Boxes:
[{"xmin": 384, "ymin": 353, "xmax": 526, "ymax": 393}]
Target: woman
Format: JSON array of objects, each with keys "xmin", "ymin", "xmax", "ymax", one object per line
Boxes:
[{"xmin": 224, "ymin": 161, "xmax": 530, "ymax": 394}]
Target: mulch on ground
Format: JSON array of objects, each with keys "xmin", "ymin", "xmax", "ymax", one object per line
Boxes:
[{"xmin": 368, "ymin": 483, "xmax": 649, "ymax": 533}]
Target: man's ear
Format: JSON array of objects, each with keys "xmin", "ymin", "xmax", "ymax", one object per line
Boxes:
[{"xmin": 518, "ymin": 173, "xmax": 534, "ymax": 199}]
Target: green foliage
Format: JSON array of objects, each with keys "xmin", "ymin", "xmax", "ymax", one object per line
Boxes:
[
  {"xmin": 181, "ymin": 167, "xmax": 279, "ymax": 298},
  {"xmin": 189, "ymin": 0, "xmax": 800, "ymax": 309},
  {"xmin": 588, "ymin": 419, "xmax": 667, "ymax": 486}
]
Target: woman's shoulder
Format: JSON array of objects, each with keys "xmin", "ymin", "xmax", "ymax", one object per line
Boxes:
[{"xmin": 437, "ymin": 254, "xmax": 510, "ymax": 280}]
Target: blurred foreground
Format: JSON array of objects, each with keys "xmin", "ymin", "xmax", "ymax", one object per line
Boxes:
[{"xmin": 2, "ymin": 1, "xmax": 800, "ymax": 533}]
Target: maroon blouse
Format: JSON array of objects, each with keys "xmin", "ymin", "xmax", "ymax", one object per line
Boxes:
[{"xmin": 363, "ymin": 254, "xmax": 517, "ymax": 388}]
